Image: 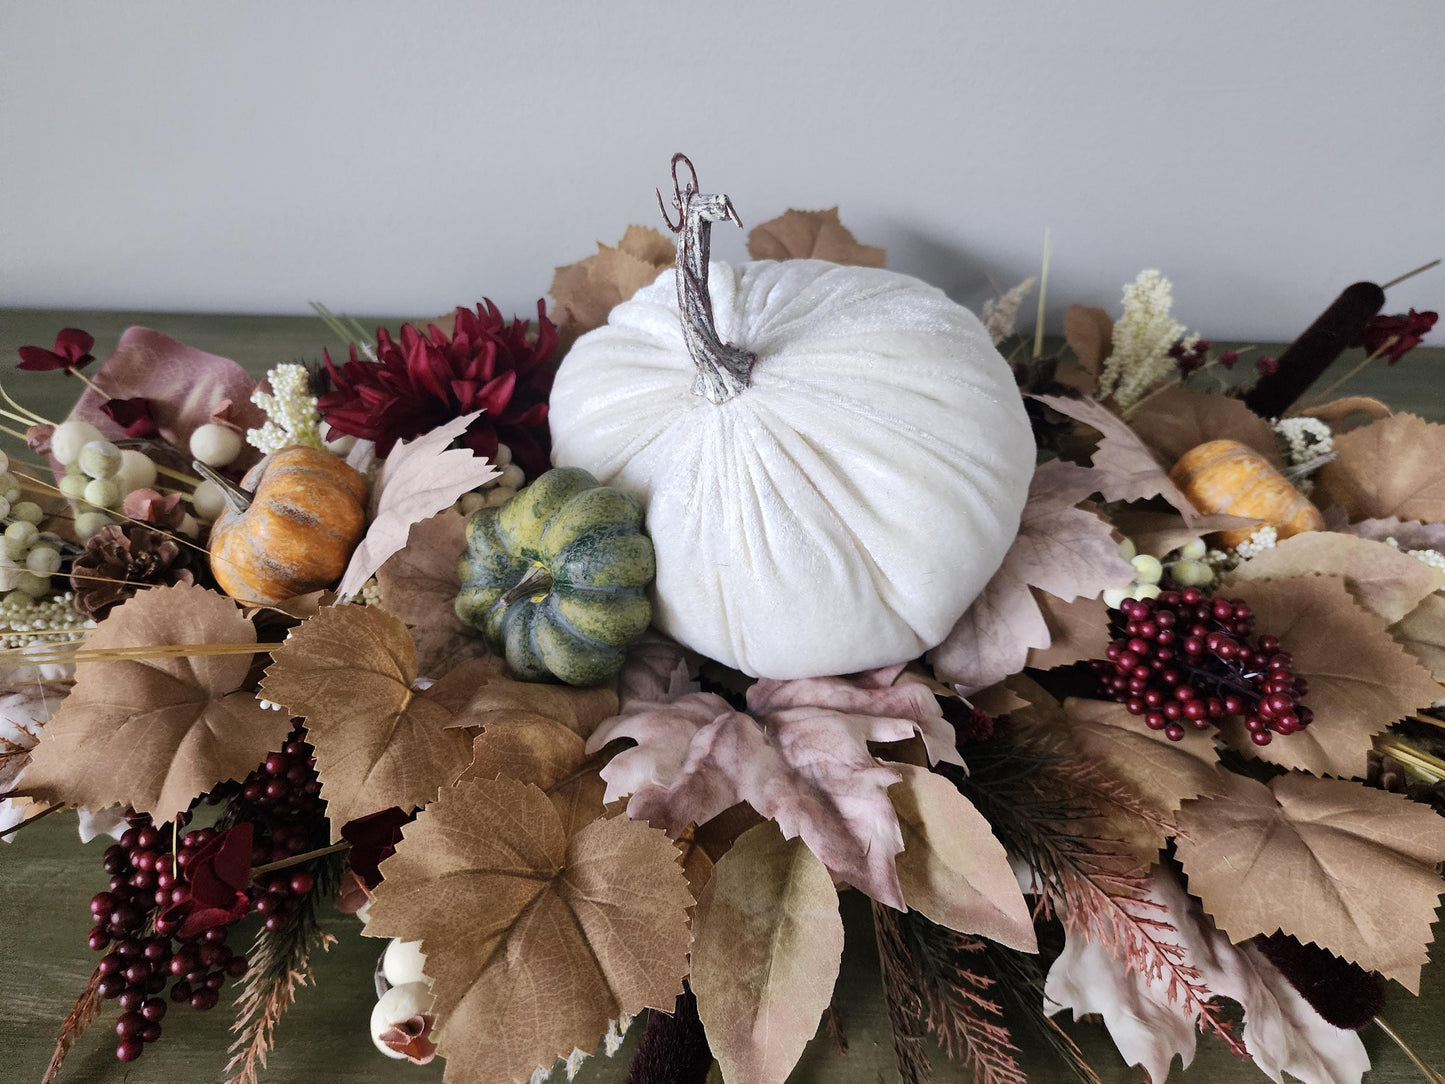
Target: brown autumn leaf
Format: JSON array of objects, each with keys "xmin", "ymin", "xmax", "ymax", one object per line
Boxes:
[
  {"xmin": 690, "ymin": 821, "xmax": 844, "ymax": 1084},
  {"xmin": 746, "ymin": 208, "xmax": 886, "ymax": 267},
  {"xmin": 374, "ymin": 511, "xmax": 490, "ymax": 678},
  {"xmin": 337, "ymin": 411, "xmax": 500, "ymax": 599},
  {"xmin": 1222, "ymin": 576, "xmax": 1443, "ymax": 778},
  {"xmin": 462, "ymin": 713, "xmax": 607, "ymax": 838},
  {"xmin": 1127, "ymin": 384, "xmax": 1284, "ymax": 469},
  {"xmin": 1226, "ymin": 532, "xmax": 1445, "ymax": 623},
  {"xmin": 452, "ymin": 666, "xmax": 618, "ymax": 836},
  {"xmin": 260, "ymin": 605, "xmax": 480, "ymax": 840},
  {"xmin": 1314, "ymin": 412, "xmax": 1445, "ymax": 523},
  {"xmin": 18, "ymin": 584, "xmax": 290, "ymax": 820},
  {"xmin": 1025, "ymin": 594, "xmax": 1112, "ymax": 673},
  {"xmin": 549, "ymin": 225, "xmax": 675, "ymax": 338},
  {"xmin": 1296, "ymin": 396, "xmax": 1393, "ymax": 429},
  {"xmin": 1391, "ymin": 593, "xmax": 1445, "ymax": 684},
  {"xmin": 365, "ymin": 777, "xmax": 692, "ymax": 1084},
  {"xmin": 932, "ymin": 460, "xmax": 1134, "ymax": 692},
  {"xmin": 1033, "ymin": 393, "xmax": 1199, "ymax": 516},
  {"xmin": 888, "ymin": 764, "xmax": 1036, "ymax": 950},
  {"xmin": 1175, "ymin": 771, "xmax": 1445, "ymax": 992},
  {"xmin": 1063, "ymin": 305, "xmax": 1113, "ymax": 376}
]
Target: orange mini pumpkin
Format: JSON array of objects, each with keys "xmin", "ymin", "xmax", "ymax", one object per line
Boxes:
[
  {"xmin": 202, "ymin": 446, "xmax": 367, "ymax": 604},
  {"xmin": 1168, "ymin": 439, "xmax": 1324, "ymax": 548}
]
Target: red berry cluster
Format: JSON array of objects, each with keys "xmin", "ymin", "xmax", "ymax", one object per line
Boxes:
[
  {"xmin": 1091, "ymin": 587, "xmax": 1311, "ymax": 745},
  {"xmin": 84, "ymin": 726, "xmax": 327, "ymax": 1064}
]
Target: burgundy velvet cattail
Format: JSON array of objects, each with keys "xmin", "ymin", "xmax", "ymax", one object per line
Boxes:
[
  {"xmin": 1243, "ymin": 282, "xmax": 1384, "ymax": 418},
  {"xmin": 625, "ymin": 984, "xmax": 712, "ymax": 1084},
  {"xmin": 1252, "ymin": 932, "xmax": 1385, "ymax": 1030}
]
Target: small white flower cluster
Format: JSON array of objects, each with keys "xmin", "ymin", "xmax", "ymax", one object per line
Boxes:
[
  {"xmin": 248, "ymin": 363, "xmax": 324, "ymax": 454},
  {"xmin": 1096, "ymin": 269, "xmax": 1191, "ymax": 410},
  {"xmin": 1384, "ymin": 537, "xmax": 1445, "ymax": 580},
  {"xmin": 1205, "ymin": 546, "xmax": 1237, "ymax": 572},
  {"xmin": 1235, "ymin": 525, "xmax": 1279, "ymax": 560},
  {"xmin": 358, "ymin": 578, "xmax": 384, "ymax": 607},
  {"xmin": 1273, "ymin": 416, "xmax": 1334, "ymax": 467},
  {"xmin": 980, "ymin": 277, "xmax": 1037, "ymax": 345}
]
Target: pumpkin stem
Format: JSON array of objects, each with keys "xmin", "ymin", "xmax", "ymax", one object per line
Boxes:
[
  {"xmin": 191, "ymin": 460, "xmax": 252, "ymax": 514},
  {"xmin": 495, "ymin": 562, "xmax": 554, "ymax": 610},
  {"xmin": 657, "ymin": 153, "xmax": 757, "ymax": 405}
]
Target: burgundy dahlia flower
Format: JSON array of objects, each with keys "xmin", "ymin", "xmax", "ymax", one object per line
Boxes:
[
  {"xmin": 318, "ymin": 300, "xmax": 559, "ymax": 475},
  {"xmin": 1356, "ymin": 308, "xmax": 1438, "ymax": 364}
]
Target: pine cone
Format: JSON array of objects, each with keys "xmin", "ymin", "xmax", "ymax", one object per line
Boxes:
[{"xmin": 70, "ymin": 524, "xmax": 194, "ymax": 620}]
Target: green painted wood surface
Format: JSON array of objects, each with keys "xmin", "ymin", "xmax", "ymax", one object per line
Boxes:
[{"xmin": 0, "ymin": 309, "xmax": 1443, "ymax": 1084}]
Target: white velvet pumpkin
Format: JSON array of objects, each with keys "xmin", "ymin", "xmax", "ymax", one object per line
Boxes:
[{"xmin": 548, "ymin": 258, "xmax": 1035, "ymax": 679}]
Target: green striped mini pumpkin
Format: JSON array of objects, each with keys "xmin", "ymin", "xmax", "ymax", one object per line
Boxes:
[{"xmin": 454, "ymin": 467, "xmax": 655, "ymax": 686}]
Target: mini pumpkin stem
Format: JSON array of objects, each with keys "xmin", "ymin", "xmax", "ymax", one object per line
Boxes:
[
  {"xmin": 658, "ymin": 153, "xmax": 757, "ymax": 405},
  {"xmin": 191, "ymin": 460, "xmax": 252, "ymax": 514},
  {"xmin": 495, "ymin": 563, "xmax": 554, "ymax": 610}
]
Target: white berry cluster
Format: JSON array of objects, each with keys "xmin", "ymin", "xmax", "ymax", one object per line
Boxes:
[
  {"xmin": 1235, "ymin": 525, "xmax": 1279, "ymax": 560},
  {"xmin": 47, "ymin": 422, "xmax": 161, "ymax": 541},
  {"xmin": 1273, "ymin": 416, "xmax": 1334, "ymax": 467},
  {"xmin": 455, "ymin": 443, "xmax": 527, "ymax": 516},
  {"xmin": 1103, "ymin": 537, "xmax": 1217, "ymax": 608},
  {"xmin": 1096, "ymin": 269, "xmax": 1193, "ymax": 410},
  {"xmin": 980, "ymin": 276, "xmax": 1037, "ymax": 345},
  {"xmin": 247, "ymin": 363, "xmax": 324, "ymax": 455},
  {"xmin": 357, "ymin": 578, "xmax": 384, "ymax": 607}
]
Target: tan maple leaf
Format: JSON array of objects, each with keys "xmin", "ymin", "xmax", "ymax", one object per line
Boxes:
[
  {"xmin": 931, "ymin": 459, "xmax": 1134, "ymax": 692},
  {"xmin": 1033, "ymin": 393, "xmax": 1200, "ymax": 516},
  {"xmin": 373, "ymin": 511, "xmax": 491, "ymax": 678},
  {"xmin": 1127, "ymin": 384, "xmax": 1284, "ymax": 469},
  {"xmin": 1175, "ymin": 772, "xmax": 1445, "ymax": 992},
  {"xmin": 1391, "ymin": 593, "xmax": 1445, "ymax": 683},
  {"xmin": 1222, "ymin": 576, "xmax": 1443, "ymax": 777},
  {"xmin": 1227, "ymin": 532, "xmax": 1445, "ymax": 623},
  {"xmin": 337, "ymin": 411, "xmax": 500, "ymax": 599},
  {"xmin": 1314, "ymin": 412, "xmax": 1445, "ymax": 523},
  {"xmin": 690, "ymin": 821, "xmax": 844, "ymax": 1084},
  {"xmin": 365, "ymin": 776, "xmax": 692, "ymax": 1084},
  {"xmin": 1108, "ymin": 507, "xmax": 1260, "ymax": 558},
  {"xmin": 889, "ymin": 764, "xmax": 1036, "ymax": 951},
  {"xmin": 1025, "ymin": 594, "xmax": 1113, "ymax": 673},
  {"xmin": 17, "ymin": 584, "xmax": 291, "ymax": 820},
  {"xmin": 549, "ymin": 225, "xmax": 676, "ymax": 338},
  {"xmin": 260, "ymin": 605, "xmax": 482, "ymax": 839},
  {"xmin": 746, "ymin": 208, "xmax": 886, "ymax": 266}
]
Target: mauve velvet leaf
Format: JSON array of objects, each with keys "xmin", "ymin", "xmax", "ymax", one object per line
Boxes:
[
  {"xmin": 589, "ymin": 669, "xmax": 964, "ymax": 909},
  {"xmin": 68, "ymin": 328, "xmax": 265, "ymax": 463}
]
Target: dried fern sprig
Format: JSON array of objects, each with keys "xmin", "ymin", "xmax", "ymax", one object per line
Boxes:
[
  {"xmin": 954, "ymin": 740, "xmax": 1249, "ymax": 1061},
  {"xmin": 223, "ymin": 853, "xmax": 345, "ymax": 1084},
  {"xmin": 41, "ymin": 967, "xmax": 103, "ymax": 1084}
]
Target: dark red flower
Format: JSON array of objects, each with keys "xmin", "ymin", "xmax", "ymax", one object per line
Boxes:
[
  {"xmin": 18, "ymin": 328, "xmax": 95, "ymax": 373},
  {"xmin": 1256, "ymin": 355, "xmax": 1279, "ymax": 376},
  {"xmin": 170, "ymin": 822, "xmax": 253, "ymax": 938},
  {"xmin": 341, "ymin": 807, "xmax": 410, "ymax": 888},
  {"xmin": 1355, "ymin": 308, "xmax": 1438, "ymax": 363},
  {"xmin": 1217, "ymin": 349, "xmax": 1241, "ymax": 370},
  {"xmin": 100, "ymin": 396, "xmax": 160, "ymax": 438},
  {"xmin": 318, "ymin": 300, "xmax": 558, "ymax": 476}
]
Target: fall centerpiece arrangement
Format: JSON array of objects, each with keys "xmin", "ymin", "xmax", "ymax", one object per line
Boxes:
[{"xmin": 2, "ymin": 154, "xmax": 1444, "ymax": 1084}]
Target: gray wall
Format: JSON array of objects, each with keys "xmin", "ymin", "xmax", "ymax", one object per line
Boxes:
[{"xmin": 3, "ymin": 0, "xmax": 1441, "ymax": 343}]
